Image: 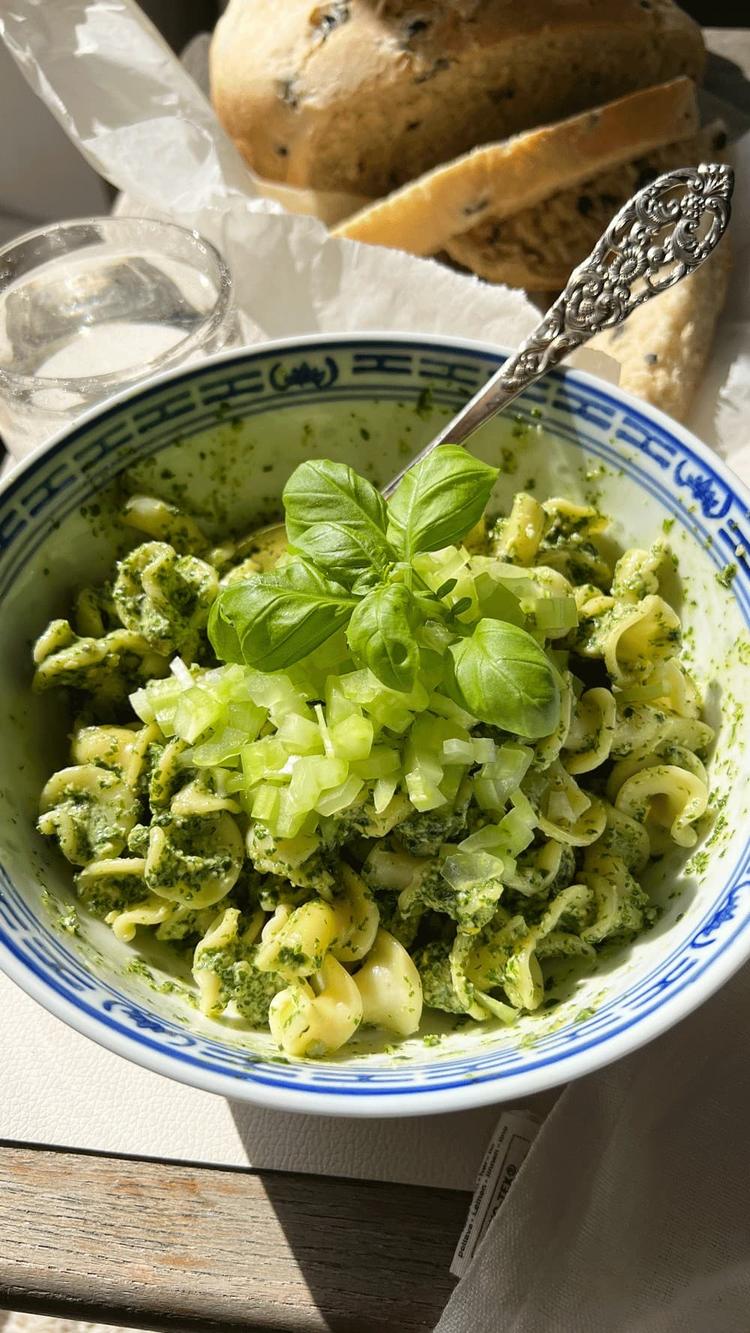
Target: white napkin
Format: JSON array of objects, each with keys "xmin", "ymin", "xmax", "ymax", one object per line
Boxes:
[{"xmin": 437, "ymin": 961, "xmax": 750, "ymax": 1333}]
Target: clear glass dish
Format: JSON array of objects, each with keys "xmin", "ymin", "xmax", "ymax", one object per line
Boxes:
[{"xmin": 0, "ymin": 216, "xmax": 236, "ymax": 458}]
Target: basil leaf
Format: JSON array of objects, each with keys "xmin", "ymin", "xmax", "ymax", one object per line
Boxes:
[
  {"xmin": 283, "ymin": 459, "xmax": 393, "ymax": 578},
  {"xmin": 208, "ymin": 558, "xmax": 355, "ymax": 672},
  {"xmin": 346, "ymin": 584, "xmax": 422, "ymax": 692},
  {"xmin": 288, "ymin": 519, "xmax": 390, "ymax": 586},
  {"xmin": 387, "ymin": 445, "xmax": 498, "ymax": 557},
  {"xmin": 448, "ymin": 618, "xmax": 560, "ymax": 739}
]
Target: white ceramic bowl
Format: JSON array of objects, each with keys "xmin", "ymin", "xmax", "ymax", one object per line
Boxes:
[{"xmin": 1, "ymin": 334, "xmax": 748, "ymax": 1116}]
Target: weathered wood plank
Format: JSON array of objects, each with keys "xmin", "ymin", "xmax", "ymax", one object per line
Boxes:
[{"xmin": 0, "ymin": 1144, "xmax": 468, "ymax": 1332}]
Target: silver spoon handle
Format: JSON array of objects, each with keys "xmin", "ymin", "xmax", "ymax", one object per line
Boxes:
[{"xmin": 382, "ymin": 163, "xmax": 733, "ymax": 498}]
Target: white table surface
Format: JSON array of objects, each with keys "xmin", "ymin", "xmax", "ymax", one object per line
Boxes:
[{"xmin": 1, "ymin": 24, "xmax": 747, "ymax": 1191}]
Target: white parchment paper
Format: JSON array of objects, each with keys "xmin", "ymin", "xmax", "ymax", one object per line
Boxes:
[{"xmin": 0, "ymin": 2, "xmax": 748, "ymax": 1202}]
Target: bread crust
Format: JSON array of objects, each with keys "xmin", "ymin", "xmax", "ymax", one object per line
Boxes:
[
  {"xmin": 210, "ymin": 0, "xmax": 705, "ymax": 197},
  {"xmin": 333, "ymin": 79, "xmax": 699, "ymax": 253}
]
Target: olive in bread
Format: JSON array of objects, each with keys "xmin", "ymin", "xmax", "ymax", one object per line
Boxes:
[
  {"xmin": 333, "ymin": 79, "xmax": 700, "ymax": 255},
  {"xmin": 446, "ymin": 123, "xmax": 728, "ymax": 290},
  {"xmin": 589, "ymin": 242, "xmax": 731, "ymax": 422},
  {"xmin": 210, "ymin": 0, "xmax": 705, "ymax": 198}
]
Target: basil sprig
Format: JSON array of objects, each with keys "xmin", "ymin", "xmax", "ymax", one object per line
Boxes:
[
  {"xmin": 448, "ymin": 619, "xmax": 561, "ymax": 739},
  {"xmin": 208, "ymin": 557, "xmax": 354, "ymax": 672},
  {"xmin": 283, "ymin": 459, "xmax": 393, "ymax": 583},
  {"xmin": 208, "ymin": 446, "xmax": 561, "ymax": 738},
  {"xmin": 386, "ymin": 445, "xmax": 497, "ymax": 557},
  {"xmin": 346, "ymin": 584, "xmax": 421, "ymax": 693}
]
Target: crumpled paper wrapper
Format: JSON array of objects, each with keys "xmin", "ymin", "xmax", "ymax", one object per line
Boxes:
[{"xmin": 0, "ymin": 0, "xmax": 629, "ymax": 466}]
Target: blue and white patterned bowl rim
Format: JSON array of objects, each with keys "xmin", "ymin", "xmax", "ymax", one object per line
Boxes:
[{"xmin": 0, "ymin": 332, "xmax": 748, "ymax": 1117}]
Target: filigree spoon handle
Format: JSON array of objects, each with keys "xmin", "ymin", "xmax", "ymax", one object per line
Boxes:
[{"xmin": 382, "ymin": 162, "xmax": 734, "ymax": 498}]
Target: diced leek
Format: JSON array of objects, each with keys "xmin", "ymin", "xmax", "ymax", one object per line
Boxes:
[
  {"xmin": 528, "ymin": 596, "xmax": 578, "ymax": 633},
  {"xmin": 325, "ymin": 678, "xmax": 360, "ymax": 725},
  {"xmin": 245, "ymin": 670, "xmax": 308, "ymax": 722},
  {"xmin": 289, "ymin": 755, "xmax": 348, "ymax": 808},
  {"xmin": 129, "ymin": 687, "xmax": 154, "ymax": 723},
  {"xmin": 227, "ymin": 700, "xmax": 266, "ymax": 738},
  {"xmin": 428, "ymin": 691, "xmax": 475, "ymax": 729},
  {"xmin": 170, "ymin": 655, "xmax": 193, "ymax": 687},
  {"xmin": 441, "ymin": 850, "xmax": 505, "ymax": 889},
  {"xmin": 477, "ymin": 746, "xmax": 533, "ymax": 803},
  {"xmin": 252, "ymin": 783, "xmax": 281, "ymax": 823},
  {"xmin": 241, "ymin": 737, "xmax": 290, "ymax": 785},
  {"xmin": 472, "ymin": 738, "xmax": 496, "ymax": 764},
  {"xmin": 472, "ymin": 571, "xmax": 525, "ymax": 626},
  {"xmin": 478, "ymin": 993, "xmax": 517, "ymax": 1024},
  {"xmin": 140, "ymin": 675, "xmax": 188, "ymax": 733},
  {"xmin": 275, "ymin": 788, "xmax": 310, "ymax": 839},
  {"xmin": 459, "ymin": 825, "xmax": 509, "ymax": 857},
  {"xmin": 438, "ymin": 765, "xmax": 464, "ymax": 803},
  {"xmin": 495, "ymin": 804, "xmax": 535, "ymax": 857},
  {"xmin": 442, "ymin": 738, "xmax": 476, "ymax": 766},
  {"xmin": 405, "ymin": 769, "xmax": 446, "ymax": 811},
  {"xmin": 473, "ymin": 776, "xmax": 504, "ymax": 811}
]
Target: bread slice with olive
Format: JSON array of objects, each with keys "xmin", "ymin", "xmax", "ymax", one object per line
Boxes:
[
  {"xmin": 587, "ymin": 241, "xmax": 731, "ymax": 423},
  {"xmin": 333, "ymin": 79, "xmax": 701, "ymax": 256},
  {"xmin": 210, "ymin": 0, "xmax": 704, "ymax": 199},
  {"xmin": 444, "ymin": 122, "xmax": 727, "ymax": 290}
]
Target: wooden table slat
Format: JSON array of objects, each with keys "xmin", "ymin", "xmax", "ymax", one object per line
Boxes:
[{"xmin": 0, "ymin": 1144, "xmax": 468, "ymax": 1332}]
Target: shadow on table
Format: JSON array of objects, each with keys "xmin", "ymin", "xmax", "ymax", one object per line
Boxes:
[
  {"xmin": 227, "ymin": 1091, "xmax": 557, "ymax": 1331},
  {"xmin": 228, "ymin": 1100, "xmax": 483, "ymax": 1333}
]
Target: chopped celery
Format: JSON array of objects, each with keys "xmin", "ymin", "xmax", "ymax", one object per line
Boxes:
[
  {"xmin": 276, "ymin": 713, "xmax": 325, "ymax": 755},
  {"xmin": 330, "ymin": 715, "xmax": 374, "ymax": 761},
  {"xmin": 351, "ymin": 746, "xmax": 401, "ymax": 779},
  {"xmin": 316, "ymin": 774, "xmax": 364, "ymax": 816},
  {"xmin": 373, "ymin": 776, "xmax": 398, "ymax": 813},
  {"xmin": 172, "ymin": 686, "xmax": 223, "ymax": 744},
  {"xmin": 191, "ymin": 726, "xmax": 248, "ymax": 767}
]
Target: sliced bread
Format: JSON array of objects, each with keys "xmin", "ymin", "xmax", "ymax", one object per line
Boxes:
[
  {"xmin": 210, "ymin": 1, "xmax": 704, "ymax": 197},
  {"xmin": 587, "ymin": 242, "xmax": 731, "ymax": 423},
  {"xmin": 446, "ymin": 123, "xmax": 727, "ymax": 290},
  {"xmin": 333, "ymin": 79, "xmax": 699, "ymax": 254}
]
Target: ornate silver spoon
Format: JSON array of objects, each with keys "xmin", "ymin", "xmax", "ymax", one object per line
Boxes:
[
  {"xmin": 383, "ymin": 161, "xmax": 733, "ymax": 494},
  {"xmin": 249, "ymin": 163, "xmax": 733, "ymax": 558}
]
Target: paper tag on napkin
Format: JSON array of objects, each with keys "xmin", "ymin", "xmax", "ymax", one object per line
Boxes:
[{"xmin": 451, "ymin": 1108, "xmax": 542, "ymax": 1278}]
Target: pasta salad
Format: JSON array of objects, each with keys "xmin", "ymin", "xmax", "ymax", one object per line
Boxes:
[{"xmin": 33, "ymin": 446, "xmax": 713, "ymax": 1057}]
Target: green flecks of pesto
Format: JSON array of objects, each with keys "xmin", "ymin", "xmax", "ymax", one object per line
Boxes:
[
  {"xmin": 716, "ymin": 563, "xmax": 737, "ymax": 589},
  {"xmin": 415, "ymin": 387, "xmax": 434, "ymax": 418},
  {"xmin": 575, "ymin": 1007, "xmax": 596, "ymax": 1022},
  {"xmin": 685, "ymin": 850, "xmax": 709, "ymax": 876}
]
